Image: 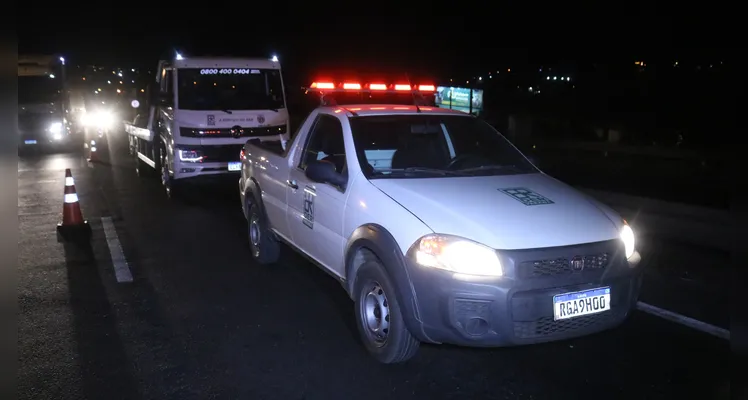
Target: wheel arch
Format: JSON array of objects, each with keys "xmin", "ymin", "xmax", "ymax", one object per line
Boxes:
[{"xmin": 344, "ymin": 224, "xmax": 430, "ymax": 342}]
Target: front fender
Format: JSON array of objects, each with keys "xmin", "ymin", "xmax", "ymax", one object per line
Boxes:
[{"xmin": 344, "ymin": 224, "xmax": 433, "ymax": 343}]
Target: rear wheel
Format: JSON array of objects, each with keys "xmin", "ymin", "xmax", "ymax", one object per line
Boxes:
[
  {"xmin": 247, "ymin": 200, "xmax": 280, "ymax": 265},
  {"xmin": 354, "ymin": 259, "xmax": 420, "ymax": 364}
]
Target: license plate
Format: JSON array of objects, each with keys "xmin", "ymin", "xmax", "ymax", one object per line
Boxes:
[
  {"xmin": 553, "ymin": 287, "xmax": 610, "ymax": 320},
  {"xmin": 24, "ymin": 140, "xmax": 37, "ymax": 145},
  {"xmin": 228, "ymin": 162, "xmax": 242, "ymax": 171}
]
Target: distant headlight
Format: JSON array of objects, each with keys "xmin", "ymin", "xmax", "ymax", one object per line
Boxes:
[
  {"xmin": 408, "ymin": 234, "xmax": 503, "ymax": 277},
  {"xmin": 83, "ymin": 110, "xmax": 115, "ymax": 128},
  {"xmin": 620, "ymin": 221, "xmax": 636, "ymax": 260},
  {"xmin": 49, "ymin": 122, "xmax": 62, "ymax": 133}
]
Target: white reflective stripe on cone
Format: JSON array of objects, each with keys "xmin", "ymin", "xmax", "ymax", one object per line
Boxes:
[
  {"xmin": 65, "ymin": 177, "xmax": 75, "ymax": 186},
  {"xmin": 64, "ymin": 193, "xmax": 79, "ymax": 203}
]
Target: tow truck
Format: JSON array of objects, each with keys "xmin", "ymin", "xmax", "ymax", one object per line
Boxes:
[
  {"xmin": 238, "ymin": 79, "xmax": 643, "ymax": 364},
  {"xmin": 18, "ymin": 55, "xmax": 73, "ymax": 153},
  {"xmin": 125, "ymin": 54, "xmax": 289, "ymax": 198}
]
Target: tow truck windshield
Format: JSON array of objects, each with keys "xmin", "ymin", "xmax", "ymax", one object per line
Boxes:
[
  {"xmin": 177, "ymin": 68, "xmax": 285, "ymax": 111},
  {"xmin": 19, "ymin": 75, "xmax": 62, "ymax": 104},
  {"xmin": 349, "ymin": 115, "xmax": 537, "ymax": 178}
]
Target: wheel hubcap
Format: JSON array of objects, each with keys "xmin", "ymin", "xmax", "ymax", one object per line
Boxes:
[
  {"xmin": 249, "ymin": 214, "xmax": 260, "ymax": 255},
  {"xmin": 363, "ymin": 282, "xmax": 390, "ymax": 345}
]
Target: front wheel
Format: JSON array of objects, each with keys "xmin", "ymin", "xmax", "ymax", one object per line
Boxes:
[
  {"xmin": 354, "ymin": 260, "xmax": 420, "ymax": 364},
  {"xmin": 160, "ymin": 147, "xmax": 181, "ymax": 199}
]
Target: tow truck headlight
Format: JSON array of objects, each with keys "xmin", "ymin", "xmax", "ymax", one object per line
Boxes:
[
  {"xmin": 178, "ymin": 149, "xmax": 204, "ymax": 162},
  {"xmin": 409, "ymin": 234, "xmax": 502, "ymax": 277},
  {"xmin": 49, "ymin": 122, "xmax": 62, "ymax": 134},
  {"xmin": 620, "ymin": 221, "xmax": 636, "ymax": 260}
]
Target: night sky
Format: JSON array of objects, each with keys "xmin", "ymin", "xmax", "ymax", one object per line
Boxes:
[{"xmin": 18, "ymin": 7, "xmax": 733, "ymax": 80}]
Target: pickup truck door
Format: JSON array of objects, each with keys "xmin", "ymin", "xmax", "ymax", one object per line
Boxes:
[{"xmin": 286, "ymin": 113, "xmax": 350, "ymax": 277}]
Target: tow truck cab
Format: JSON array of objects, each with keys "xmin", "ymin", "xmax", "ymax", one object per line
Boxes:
[
  {"xmin": 128, "ymin": 55, "xmax": 289, "ymax": 197},
  {"xmin": 239, "ymin": 79, "xmax": 642, "ymax": 364}
]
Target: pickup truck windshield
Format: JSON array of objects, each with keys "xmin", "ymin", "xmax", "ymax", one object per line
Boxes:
[
  {"xmin": 19, "ymin": 75, "xmax": 63, "ymax": 104},
  {"xmin": 176, "ymin": 68, "xmax": 285, "ymax": 111},
  {"xmin": 349, "ymin": 115, "xmax": 537, "ymax": 178}
]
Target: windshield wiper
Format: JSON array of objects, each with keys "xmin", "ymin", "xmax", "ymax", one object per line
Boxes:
[
  {"xmin": 220, "ymin": 109, "xmax": 233, "ymax": 114},
  {"xmin": 457, "ymin": 164, "xmax": 525, "ymax": 173},
  {"xmin": 374, "ymin": 167, "xmax": 466, "ymax": 176}
]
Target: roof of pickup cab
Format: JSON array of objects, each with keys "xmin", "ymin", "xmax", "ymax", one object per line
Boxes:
[
  {"xmin": 323, "ymin": 105, "xmax": 473, "ymax": 118},
  {"xmin": 172, "ymin": 57, "xmax": 280, "ymax": 70}
]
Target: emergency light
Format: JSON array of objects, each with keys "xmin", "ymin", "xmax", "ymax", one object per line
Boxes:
[
  {"xmin": 303, "ymin": 81, "xmax": 437, "ymax": 107},
  {"xmin": 306, "ymin": 81, "xmax": 436, "ymax": 93}
]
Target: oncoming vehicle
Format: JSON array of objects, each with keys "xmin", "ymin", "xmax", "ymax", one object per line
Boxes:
[
  {"xmin": 18, "ymin": 55, "xmax": 73, "ymax": 152},
  {"xmin": 126, "ymin": 54, "xmax": 289, "ymax": 198},
  {"xmin": 239, "ymin": 79, "xmax": 642, "ymax": 363}
]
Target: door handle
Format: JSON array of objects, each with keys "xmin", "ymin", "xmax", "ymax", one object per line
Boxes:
[{"xmin": 286, "ymin": 180, "xmax": 298, "ymax": 189}]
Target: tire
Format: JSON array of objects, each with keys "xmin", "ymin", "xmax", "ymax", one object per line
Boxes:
[
  {"xmin": 247, "ymin": 200, "xmax": 280, "ymax": 265},
  {"xmin": 160, "ymin": 147, "xmax": 181, "ymax": 199},
  {"xmin": 353, "ymin": 259, "xmax": 420, "ymax": 364}
]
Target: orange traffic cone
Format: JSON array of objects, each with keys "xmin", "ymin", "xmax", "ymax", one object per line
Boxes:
[
  {"xmin": 56, "ymin": 168, "xmax": 91, "ymax": 242},
  {"xmin": 87, "ymin": 139, "xmax": 100, "ymax": 163}
]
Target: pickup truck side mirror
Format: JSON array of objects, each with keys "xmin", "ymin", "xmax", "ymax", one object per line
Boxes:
[{"xmin": 305, "ymin": 161, "xmax": 347, "ymax": 189}]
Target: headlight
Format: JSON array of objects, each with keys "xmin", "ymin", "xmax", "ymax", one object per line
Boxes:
[
  {"xmin": 178, "ymin": 149, "xmax": 204, "ymax": 162},
  {"xmin": 83, "ymin": 111, "xmax": 115, "ymax": 128},
  {"xmin": 409, "ymin": 234, "xmax": 503, "ymax": 277},
  {"xmin": 620, "ymin": 221, "xmax": 636, "ymax": 260},
  {"xmin": 48, "ymin": 122, "xmax": 62, "ymax": 133}
]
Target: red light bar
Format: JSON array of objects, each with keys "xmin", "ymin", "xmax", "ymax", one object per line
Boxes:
[
  {"xmin": 369, "ymin": 83, "xmax": 388, "ymax": 90},
  {"xmin": 394, "ymin": 84, "xmax": 412, "ymax": 91},
  {"xmin": 343, "ymin": 82, "xmax": 361, "ymax": 90},
  {"xmin": 311, "ymin": 82, "xmax": 335, "ymax": 89},
  {"xmin": 418, "ymin": 85, "xmax": 436, "ymax": 91}
]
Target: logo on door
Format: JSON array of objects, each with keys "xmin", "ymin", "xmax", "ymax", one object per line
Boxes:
[
  {"xmin": 302, "ymin": 186, "xmax": 315, "ymax": 229},
  {"xmin": 207, "ymin": 114, "xmax": 216, "ymax": 126}
]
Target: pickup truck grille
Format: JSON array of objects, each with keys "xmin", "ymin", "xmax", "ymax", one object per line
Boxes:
[
  {"xmin": 517, "ymin": 252, "xmax": 610, "ymax": 278},
  {"xmin": 180, "ymin": 124, "xmax": 285, "ymax": 138}
]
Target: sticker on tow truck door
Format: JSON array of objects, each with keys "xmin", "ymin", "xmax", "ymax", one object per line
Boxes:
[
  {"xmin": 499, "ymin": 187, "xmax": 554, "ymax": 206},
  {"xmin": 302, "ymin": 186, "xmax": 316, "ymax": 229},
  {"xmin": 207, "ymin": 114, "xmax": 215, "ymax": 126}
]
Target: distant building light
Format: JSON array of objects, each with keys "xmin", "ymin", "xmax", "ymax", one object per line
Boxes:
[
  {"xmin": 566, "ymin": 77, "xmax": 571, "ymax": 81},
  {"xmin": 547, "ymin": 76, "xmax": 550, "ymax": 80},
  {"xmin": 49, "ymin": 74, "xmax": 55, "ymax": 79}
]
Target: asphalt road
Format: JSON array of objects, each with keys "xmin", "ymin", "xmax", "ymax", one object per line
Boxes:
[{"xmin": 18, "ymin": 131, "xmax": 731, "ymax": 400}]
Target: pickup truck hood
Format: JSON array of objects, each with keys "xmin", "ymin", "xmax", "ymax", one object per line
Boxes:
[
  {"xmin": 175, "ymin": 109, "xmax": 288, "ymax": 129},
  {"xmin": 370, "ymin": 173, "xmax": 621, "ymax": 250}
]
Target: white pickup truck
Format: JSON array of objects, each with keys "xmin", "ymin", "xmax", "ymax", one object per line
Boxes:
[{"xmin": 238, "ymin": 82, "xmax": 642, "ymax": 364}]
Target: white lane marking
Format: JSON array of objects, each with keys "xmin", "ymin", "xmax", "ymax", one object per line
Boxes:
[
  {"xmin": 101, "ymin": 217, "xmax": 133, "ymax": 283},
  {"xmin": 637, "ymin": 301, "xmax": 729, "ymax": 340}
]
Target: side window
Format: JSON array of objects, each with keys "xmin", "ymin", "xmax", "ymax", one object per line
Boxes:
[{"xmin": 299, "ymin": 115, "xmax": 346, "ymax": 175}]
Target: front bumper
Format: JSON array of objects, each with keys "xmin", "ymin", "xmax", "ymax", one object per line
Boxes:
[
  {"xmin": 18, "ymin": 133, "xmax": 72, "ymax": 150},
  {"xmin": 405, "ymin": 240, "xmax": 643, "ymax": 347},
  {"xmin": 173, "ymin": 144, "xmax": 244, "ymax": 180}
]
